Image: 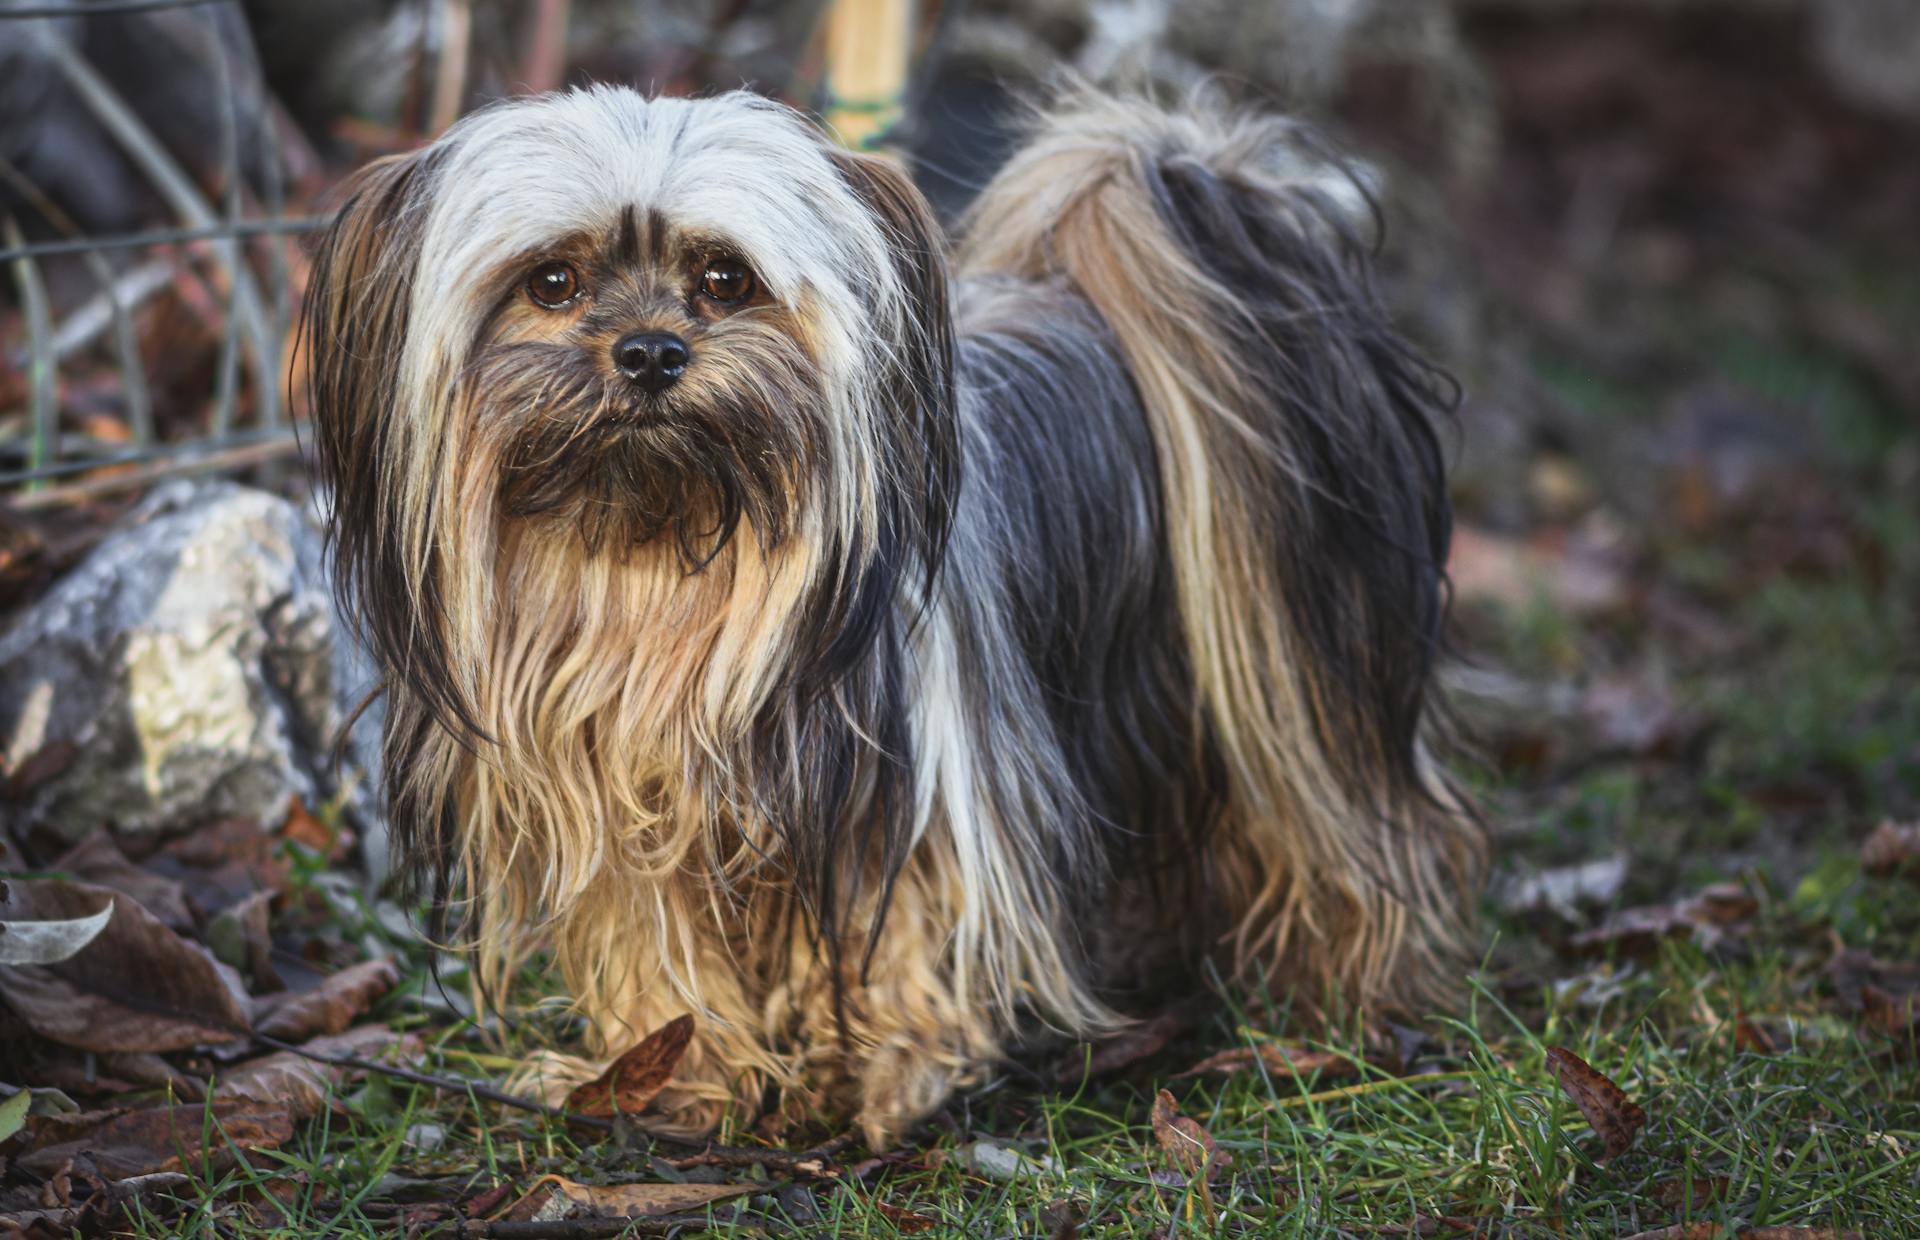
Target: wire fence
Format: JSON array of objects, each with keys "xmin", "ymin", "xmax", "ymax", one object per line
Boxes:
[
  {"xmin": 1, "ymin": 0, "xmax": 949, "ymax": 510},
  {"xmin": 1, "ymin": 0, "xmax": 342, "ymax": 507}
]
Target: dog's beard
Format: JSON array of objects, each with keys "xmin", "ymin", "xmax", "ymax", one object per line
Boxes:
[{"xmin": 474, "ymin": 337, "xmax": 821, "ymax": 562}]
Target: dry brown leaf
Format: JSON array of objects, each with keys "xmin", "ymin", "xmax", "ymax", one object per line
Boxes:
[
  {"xmin": 13, "ymin": 1102, "xmax": 293, "ymax": 1180},
  {"xmin": 214, "ymin": 1024, "xmax": 411, "ymax": 1118},
  {"xmin": 252, "ymin": 957, "xmax": 399, "ymax": 1042},
  {"xmin": 564, "ymin": 1014, "xmax": 694, "ymax": 1117},
  {"xmin": 205, "ymin": 889, "xmax": 281, "ymax": 992},
  {"xmin": 1570, "ymin": 881, "xmax": 1758, "ymax": 957},
  {"xmin": 1150, "ymin": 1088, "xmax": 1228, "ymax": 1180},
  {"xmin": 1173, "ymin": 1041, "xmax": 1360, "ymax": 1081},
  {"xmin": 501, "ymin": 1174, "xmax": 753, "ymax": 1222},
  {"xmin": 1054, "ymin": 1010, "xmax": 1185, "ymax": 1084},
  {"xmin": 1621, "ymin": 1228, "xmax": 1861, "ymax": 1240},
  {"xmin": 1544, "ymin": 1046, "xmax": 1645, "ymax": 1161},
  {"xmin": 0, "ymin": 879, "xmax": 249, "ymax": 1053},
  {"xmin": 279, "ymin": 798, "xmax": 354, "ymax": 864},
  {"xmin": 1448, "ymin": 525, "xmax": 1625, "ymax": 617},
  {"xmin": 146, "ymin": 817, "xmax": 290, "ymax": 919},
  {"xmin": 1732, "ymin": 1012, "xmax": 1777, "ymax": 1055},
  {"xmin": 1859, "ymin": 983, "xmax": 1918, "ymax": 1038},
  {"xmin": 870, "ymin": 1199, "xmax": 938, "ymax": 1233},
  {"xmin": 1648, "ymin": 1175, "xmax": 1730, "ymax": 1211},
  {"xmin": 48, "ymin": 831, "xmax": 194, "ymax": 933},
  {"xmin": 1861, "ymin": 819, "xmax": 1920, "ymax": 877}
]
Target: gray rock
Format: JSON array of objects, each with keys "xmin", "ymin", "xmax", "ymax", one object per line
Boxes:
[{"xmin": 0, "ymin": 480, "xmax": 383, "ymax": 866}]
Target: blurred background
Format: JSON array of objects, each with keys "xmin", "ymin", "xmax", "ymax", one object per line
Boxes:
[{"xmin": 1, "ymin": 0, "xmax": 1917, "ymax": 912}]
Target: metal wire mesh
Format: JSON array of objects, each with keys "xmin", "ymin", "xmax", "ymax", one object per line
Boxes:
[{"xmin": 0, "ymin": 0, "xmax": 320, "ymax": 503}]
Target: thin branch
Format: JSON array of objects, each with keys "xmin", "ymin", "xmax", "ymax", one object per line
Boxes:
[
  {"xmin": 3, "ymin": 433, "xmax": 300, "ymax": 510},
  {"xmin": 666, "ymin": 1130, "xmax": 859, "ymax": 1177},
  {"xmin": 0, "ymin": 154, "xmax": 154, "ymax": 443},
  {"xmin": 248, "ymin": 1032, "xmax": 621, "ymax": 1132},
  {"xmin": 30, "ymin": 20, "xmax": 282, "ymax": 424},
  {"xmin": 451, "ymin": 1217, "xmax": 749, "ymax": 1238},
  {"xmin": 246, "ymin": 1033, "xmax": 863, "ymax": 1181},
  {"xmin": 3, "ymin": 215, "xmax": 58, "ymax": 488},
  {"xmin": 0, "ymin": 217, "xmax": 329, "ymax": 264},
  {"xmin": 0, "ymin": 0, "xmax": 232, "ymax": 16}
]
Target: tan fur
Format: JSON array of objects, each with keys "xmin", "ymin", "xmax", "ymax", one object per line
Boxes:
[{"xmin": 959, "ymin": 89, "xmax": 1482, "ymax": 1014}]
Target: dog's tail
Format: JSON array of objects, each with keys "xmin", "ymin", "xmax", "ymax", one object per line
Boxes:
[{"xmin": 958, "ymin": 87, "xmax": 1483, "ymax": 1012}]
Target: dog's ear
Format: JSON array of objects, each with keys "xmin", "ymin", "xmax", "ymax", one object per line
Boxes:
[
  {"xmin": 827, "ymin": 149, "xmax": 959, "ymax": 578},
  {"xmin": 303, "ymin": 148, "xmax": 481, "ymax": 741}
]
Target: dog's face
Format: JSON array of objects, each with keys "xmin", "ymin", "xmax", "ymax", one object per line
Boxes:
[
  {"xmin": 306, "ymin": 89, "xmax": 957, "ymax": 729},
  {"xmin": 474, "ymin": 195, "xmax": 820, "ymax": 555}
]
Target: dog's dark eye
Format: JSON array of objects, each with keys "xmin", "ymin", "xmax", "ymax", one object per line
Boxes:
[
  {"xmin": 526, "ymin": 261, "xmax": 582, "ymax": 308},
  {"xmin": 699, "ymin": 258, "xmax": 756, "ymax": 305}
]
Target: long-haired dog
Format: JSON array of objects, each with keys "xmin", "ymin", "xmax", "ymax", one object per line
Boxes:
[{"xmin": 305, "ymin": 83, "xmax": 1482, "ymax": 1143}]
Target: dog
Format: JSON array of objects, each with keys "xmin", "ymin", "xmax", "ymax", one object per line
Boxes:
[{"xmin": 305, "ymin": 83, "xmax": 1482, "ymax": 1144}]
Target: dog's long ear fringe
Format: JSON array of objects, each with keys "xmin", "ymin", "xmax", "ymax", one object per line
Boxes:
[
  {"xmin": 959, "ymin": 89, "xmax": 1484, "ymax": 1011},
  {"xmin": 304, "ymin": 147, "xmax": 476, "ymax": 916},
  {"xmin": 305, "ymin": 147, "xmax": 478, "ymax": 742},
  {"xmin": 759, "ymin": 150, "xmax": 960, "ymax": 1011}
]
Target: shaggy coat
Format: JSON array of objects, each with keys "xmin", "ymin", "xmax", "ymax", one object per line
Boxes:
[{"xmin": 306, "ymin": 84, "xmax": 1482, "ymax": 1142}]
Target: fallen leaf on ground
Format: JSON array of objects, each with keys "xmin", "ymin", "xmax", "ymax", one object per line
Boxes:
[
  {"xmin": 252, "ymin": 956, "xmax": 398, "ymax": 1041},
  {"xmin": 1054, "ymin": 1010, "xmax": 1186, "ymax": 1084},
  {"xmin": 1570, "ymin": 881, "xmax": 1758, "ymax": 957},
  {"xmin": 1151, "ymin": 1088, "xmax": 1229, "ymax": 1180},
  {"xmin": 280, "ymin": 797, "xmax": 354, "ymax": 863},
  {"xmin": 1579, "ymin": 676, "xmax": 1707, "ymax": 759},
  {"xmin": 870, "ymin": 1199, "xmax": 938, "ymax": 1232},
  {"xmin": 0, "ymin": 891, "xmax": 113, "ymax": 966},
  {"xmin": 1861, "ymin": 819, "xmax": 1920, "ymax": 877},
  {"xmin": 564, "ymin": 1013, "xmax": 693, "ymax": 1117},
  {"xmin": 1173, "ymin": 1041, "xmax": 1361, "ymax": 1080},
  {"xmin": 1732, "ymin": 1008, "xmax": 1778, "ymax": 1054},
  {"xmin": 0, "ymin": 879, "xmax": 249, "ymax": 1052},
  {"xmin": 1544, "ymin": 1046, "xmax": 1645, "ymax": 1160},
  {"xmin": 12, "ymin": 1102, "xmax": 293, "ymax": 1180},
  {"xmin": 214, "ymin": 1024, "xmax": 412, "ymax": 1118},
  {"xmin": 1859, "ymin": 984, "xmax": 1917, "ymax": 1039},
  {"xmin": 146, "ymin": 817, "xmax": 290, "ymax": 919},
  {"xmin": 205, "ymin": 889, "xmax": 281, "ymax": 992},
  {"xmin": 1448, "ymin": 525, "xmax": 1625, "ymax": 616},
  {"xmin": 49, "ymin": 831, "xmax": 194, "ymax": 932},
  {"xmin": 0, "ymin": 1168, "xmax": 189, "ymax": 1238},
  {"xmin": 501, "ymin": 1174, "xmax": 754, "ymax": 1222},
  {"xmin": 1495, "ymin": 855, "xmax": 1629, "ymax": 917},
  {"xmin": 1621, "ymin": 1228, "xmax": 1861, "ymax": 1240},
  {"xmin": 949, "ymin": 1139, "xmax": 1060, "ymax": 1181},
  {"xmin": 0, "ymin": 1087, "xmax": 29, "ymax": 1142},
  {"xmin": 1648, "ymin": 1175, "xmax": 1730, "ymax": 1211}
]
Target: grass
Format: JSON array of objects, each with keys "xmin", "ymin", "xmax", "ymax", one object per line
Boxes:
[
  {"xmin": 115, "ymin": 895, "xmax": 1920, "ymax": 1236},
  {"xmin": 102, "ymin": 323, "xmax": 1920, "ymax": 1236}
]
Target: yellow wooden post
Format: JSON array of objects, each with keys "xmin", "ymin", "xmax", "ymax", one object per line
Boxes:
[{"xmin": 822, "ymin": 0, "xmax": 914, "ymax": 150}]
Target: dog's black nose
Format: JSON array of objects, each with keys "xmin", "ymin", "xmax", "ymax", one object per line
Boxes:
[{"xmin": 612, "ymin": 331, "xmax": 689, "ymax": 392}]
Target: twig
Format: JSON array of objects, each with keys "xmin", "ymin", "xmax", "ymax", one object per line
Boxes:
[
  {"xmin": 247, "ymin": 1032, "xmax": 623, "ymax": 1133},
  {"xmin": 245, "ymin": 1031, "xmax": 864, "ymax": 1185},
  {"xmin": 3, "ymin": 433, "xmax": 300, "ymax": 509},
  {"xmin": 3, "ymin": 215, "xmax": 57, "ymax": 488},
  {"xmin": 45, "ymin": 260, "xmax": 175, "ymax": 364},
  {"xmin": 0, "ymin": 217, "xmax": 328, "ymax": 264},
  {"xmin": 0, "ymin": 154, "xmax": 155, "ymax": 443},
  {"xmin": 0, "ymin": 0, "xmax": 233, "ymax": 16},
  {"xmin": 30, "ymin": 20, "xmax": 282, "ymax": 424},
  {"xmin": 453, "ymin": 1218, "xmax": 747, "ymax": 1238},
  {"xmin": 666, "ymin": 1130, "xmax": 858, "ymax": 1177}
]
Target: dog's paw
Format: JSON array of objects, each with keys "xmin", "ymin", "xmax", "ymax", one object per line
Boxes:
[{"xmin": 854, "ymin": 1045, "xmax": 960, "ymax": 1147}]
